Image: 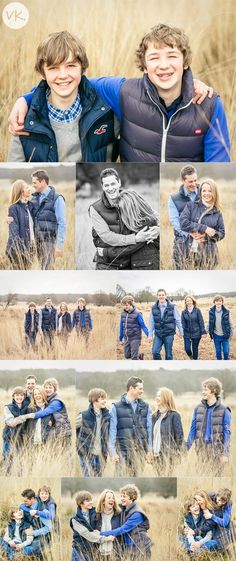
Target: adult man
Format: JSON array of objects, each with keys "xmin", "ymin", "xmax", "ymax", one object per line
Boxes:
[
  {"xmin": 76, "ymin": 388, "xmax": 110, "ymax": 477},
  {"xmin": 168, "ymin": 165, "xmax": 201, "ymax": 269},
  {"xmin": 9, "ymin": 25, "xmax": 229, "ymax": 162},
  {"xmin": 30, "ymin": 169, "xmax": 66, "ymax": 269},
  {"xmin": 89, "ymin": 167, "xmax": 158, "ymax": 269},
  {"xmin": 39, "ymin": 298, "xmax": 57, "ymax": 348},
  {"xmin": 148, "ymin": 289, "xmax": 183, "ymax": 360},
  {"xmin": 23, "ymin": 375, "xmax": 37, "ymax": 407},
  {"xmin": 108, "ymin": 376, "xmax": 152, "ymax": 476},
  {"xmin": 186, "ymin": 377, "xmax": 231, "ymax": 474},
  {"xmin": 100, "ymin": 484, "xmax": 152, "ymax": 560}
]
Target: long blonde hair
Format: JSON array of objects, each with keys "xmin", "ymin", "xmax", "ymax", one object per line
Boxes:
[
  {"xmin": 200, "ymin": 178, "xmax": 221, "ymax": 211},
  {"xmin": 119, "ymin": 189, "xmax": 158, "ymax": 232},
  {"xmin": 96, "ymin": 489, "xmax": 121, "ymax": 515},
  {"xmin": 194, "ymin": 490, "xmax": 216, "ymax": 511},
  {"xmin": 29, "ymin": 385, "xmax": 48, "ymax": 410},
  {"xmin": 9, "ymin": 180, "xmax": 29, "ymax": 205},
  {"xmin": 154, "ymin": 387, "xmax": 177, "ymax": 414}
]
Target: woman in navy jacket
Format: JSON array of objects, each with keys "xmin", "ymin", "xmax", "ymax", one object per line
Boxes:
[
  {"xmin": 152, "ymin": 387, "xmax": 184, "ymax": 475},
  {"xmin": 6, "ymin": 180, "xmax": 35, "ymax": 270},
  {"xmin": 180, "ymin": 178, "xmax": 225, "ymax": 269},
  {"xmin": 57, "ymin": 302, "xmax": 72, "ymax": 345},
  {"xmin": 181, "ymin": 295, "xmax": 207, "ymax": 360},
  {"xmin": 95, "ymin": 489, "xmax": 122, "ymax": 560}
]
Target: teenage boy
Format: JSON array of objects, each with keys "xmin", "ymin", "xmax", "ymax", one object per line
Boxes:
[
  {"xmin": 168, "ymin": 165, "xmax": 200, "ymax": 269},
  {"xmin": 109, "ymin": 377, "xmax": 152, "ymax": 476},
  {"xmin": 148, "ymin": 288, "xmax": 183, "ymax": 360},
  {"xmin": 186, "ymin": 377, "xmax": 231, "ymax": 473},
  {"xmin": 0, "ymin": 507, "xmax": 35, "ymax": 558},
  {"xmin": 100, "ymin": 484, "xmax": 152, "ymax": 560},
  {"xmin": 3, "ymin": 386, "xmax": 29, "ymax": 461},
  {"xmin": 9, "ymin": 25, "xmax": 229, "ymax": 162},
  {"xmin": 8, "ymin": 31, "xmax": 119, "ymax": 162},
  {"xmin": 182, "ymin": 498, "xmax": 216, "ymax": 553},
  {"xmin": 208, "ymin": 295, "xmax": 234, "ymax": 360},
  {"xmin": 70, "ymin": 491, "xmax": 114, "ymax": 561},
  {"xmin": 119, "ymin": 294, "xmax": 149, "ymax": 360},
  {"xmin": 24, "ymin": 302, "xmax": 39, "ymax": 350},
  {"xmin": 76, "ymin": 388, "xmax": 110, "ymax": 477},
  {"xmin": 39, "ymin": 297, "xmax": 57, "ymax": 347},
  {"xmin": 72, "ymin": 298, "xmax": 93, "ymax": 344}
]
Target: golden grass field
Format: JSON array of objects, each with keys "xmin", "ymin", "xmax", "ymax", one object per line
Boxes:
[
  {"xmin": 0, "ymin": 386, "xmax": 76, "ymax": 477},
  {"xmin": 0, "ymin": 304, "xmax": 116, "ymax": 359},
  {"xmin": 116, "ymin": 296, "xmax": 236, "ymax": 360},
  {"xmin": 75, "ymin": 392, "xmax": 236, "ymax": 478},
  {"xmin": 0, "ymin": 477, "xmax": 61, "ymax": 561},
  {"xmin": 61, "ymin": 493, "xmax": 177, "ymax": 561},
  {"xmin": 160, "ymin": 180, "xmax": 236, "ymax": 270},
  {"xmin": 0, "ymin": 0, "xmax": 236, "ymax": 160},
  {"xmin": 0, "ymin": 180, "xmax": 76, "ymax": 270},
  {"xmin": 177, "ymin": 476, "xmax": 236, "ymax": 561}
]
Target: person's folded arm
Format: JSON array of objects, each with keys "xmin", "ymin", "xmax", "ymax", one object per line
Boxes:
[
  {"xmin": 89, "ymin": 206, "xmax": 136, "ymax": 246},
  {"xmin": 103, "ymin": 241, "xmax": 146, "ymax": 262}
]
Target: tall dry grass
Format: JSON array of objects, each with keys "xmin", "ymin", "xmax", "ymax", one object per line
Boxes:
[
  {"xmin": 75, "ymin": 393, "xmax": 236, "ymax": 478},
  {"xmin": 0, "ymin": 0, "xmax": 236, "ymax": 160},
  {"xmin": 0, "ymin": 305, "xmax": 116, "ymax": 359},
  {"xmin": 0, "ymin": 180, "xmax": 76, "ymax": 270},
  {"xmin": 116, "ymin": 296, "xmax": 236, "ymax": 360},
  {"xmin": 0, "ymin": 386, "xmax": 76, "ymax": 477},
  {"xmin": 0, "ymin": 477, "xmax": 61, "ymax": 561},
  {"xmin": 160, "ymin": 179, "xmax": 236, "ymax": 270},
  {"xmin": 62, "ymin": 493, "xmax": 177, "ymax": 561}
]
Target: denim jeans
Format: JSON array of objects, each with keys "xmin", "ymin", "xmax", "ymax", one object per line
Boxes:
[
  {"xmin": 213, "ymin": 334, "xmax": 230, "ymax": 360},
  {"xmin": 124, "ymin": 338, "xmax": 140, "ymax": 360},
  {"xmin": 71, "ymin": 547, "xmax": 88, "ymax": 561},
  {"xmin": 152, "ymin": 334, "xmax": 174, "ymax": 360},
  {"xmin": 184, "ymin": 337, "xmax": 201, "ymax": 360},
  {"xmin": 79, "ymin": 453, "xmax": 103, "ymax": 477}
]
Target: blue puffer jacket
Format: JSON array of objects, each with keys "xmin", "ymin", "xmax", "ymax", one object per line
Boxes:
[
  {"xmin": 19, "ymin": 76, "xmax": 119, "ymax": 162},
  {"xmin": 181, "ymin": 307, "xmax": 206, "ymax": 338}
]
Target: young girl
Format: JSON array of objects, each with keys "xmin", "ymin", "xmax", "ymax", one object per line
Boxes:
[
  {"xmin": 152, "ymin": 387, "xmax": 183, "ymax": 475},
  {"xmin": 6, "ymin": 180, "xmax": 35, "ymax": 270},
  {"xmin": 181, "ymin": 295, "xmax": 207, "ymax": 360},
  {"xmin": 95, "ymin": 489, "xmax": 121, "ymax": 559},
  {"xmin": 180, "ymin": 178, "xmax": 225, "ymax": 269}
]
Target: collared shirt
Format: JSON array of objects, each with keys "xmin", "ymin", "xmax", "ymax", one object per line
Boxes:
[
  {"xmin": 108, "ymin": 395, "xmax": 152, "ymax": 455},
  {"xmin": 39, "ymin": 306, "xmax": 58, "ymax": 331},
  {"xmin": 168, "ymin": 187, "xmax": 199, "ymax": 237},
  {"xmin": 38, "ymin": 187, "xmax": 66, "ymax": 249},
  {"xmin": 46, "ymin": 90, "xmax": 82, "ymax": 123},
  {"xmin": 148, "ymin": 301, "xmax": 183, "ymax": 336}
]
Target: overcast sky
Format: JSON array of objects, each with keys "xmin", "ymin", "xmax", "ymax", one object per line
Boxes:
[
  {"xmin": 0, "ymin": 271, "xmax": 117, "ymax": 295},
  {"xmin": 117, "ymin": 270, "xmax": 236, "ymax": 294}
]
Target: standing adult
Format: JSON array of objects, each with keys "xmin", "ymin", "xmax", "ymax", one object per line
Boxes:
[
  {"xmin": 148, "ymin": 289, "xmax": 183, "ymax": 360},
  {"xmin": 39, "ymin": 298, "xmax": 57, "ymax": 348},
  {"xmin": 152, "ymin": 387, "xmax": 183, "ymax": 474},
  {"xmin": 6, "ymin": 180, "xmax": 35, "ymax": 270},
  {"xmin": 181, "ymin": 295, "xmax": 207, "ymax": 360}
]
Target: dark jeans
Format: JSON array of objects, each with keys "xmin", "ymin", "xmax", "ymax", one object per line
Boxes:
[
  {"xmin": 213, "ymin": 334, "xmax": 230, "ymax": 360},
  {"xmin": 42, "ymin": 329, "xmax": 55, "ymax": 348},
  {"xmin": 25, "ymin": 331, "xmax": 37, "ymax": 350},
  {"xmin": 152, "ymin": 334, "xmax": 174, "ymax": 360},
  {"xmin": 79, "ymin": 453, "xmax": 103, "ymax": 477},
  {"xmin": 184, "ymin": 336, "xmax": 201, "ymax": 360},
  {"xmin": 37, "ymin": 239, "xmax": 55, "ymax": 270},
  {"xmin": 124, "ymin": 338, "xmax": 141, "ymax": 360}
]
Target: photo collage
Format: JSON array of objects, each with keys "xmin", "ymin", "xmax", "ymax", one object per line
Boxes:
[{"xmin": 0, "ymin": 1, "xmax": 236, "ymax": 560}]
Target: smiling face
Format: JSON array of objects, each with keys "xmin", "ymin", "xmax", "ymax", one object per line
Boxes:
[
  {"xmin": 120, "ymin": 492, "xmax": 133, "ymax": 508},
  {"xmin": 22, "ymin": 496, "xmax": 35, "ymax": 507},
  {"xmin": 39, "ymin": 490, "xmax": 50, "ymax": 502},
  {"xmin": 81, "ymin": 498, "xmax": 93, "ymax": 511},
  {"xmin": 157, "ymin": 290, "xmax": 167, "ymax": 304},
  {"xmin": 101, "ymin": 174, "xmax": 121, "ymax": 203},
  {"xmin": 42, "ymin": 53, "xmax": 82, "ymax": 107},
  {"xmin": 33, "ymin": 388, "xmax": 44, "ymax": 404},
  {"xmin": 32, "ymin": 176, "xmax": 47, "ymax": 193},
  {"xmin": 104, "ymin": 492, "xmax": 115, "ymax": 510},
  {"xmin": 26, "ymin": 377, "xmax": 36, "ymax": 393},
  {"xmin": 155, "ymin": 390, "xmax": 163, "ymax": 408},
  {"xmin": 124, "ymin": 302, "xmax": 133, "ymax": 312},
  {"xmin": 214, "ymin": 298, "xmax": 223, "ymax": 310},
  {"xmin": 185, "ymin": 297, "xmax": 194, "ymax": 308},
  {"xmin": 144, "ymin": 42, "xmax": 187, "ymax": 101},
  {"xmin": 13, "ymin": 392, "xmax": 25, "ymax": 405},
  {"xmin": 13, "ymin": 509, "xmax": 24, "ymax": 521},
  {"xmin": 201, "ymin": 182, "xmax": 214, "ymax": 205},
  {"xmin": 21, "ymin": 183, "xmax": 32, "ymax": 200},
  {"xmin": 189, "ymin": 501, "xmax": 200, "ymax": 516},
  {"xmin": 202, "ymin": 384, "xmax": 214, "ymax": 402},
  {"xmin": 129, "ymin": 382, "xmax": 144, "ymax": 400},
  {"xmin": 183, "ymin": 173, "xmax": 198, "ymax": 193},
  {"xmin": 194, "ymin": 494, "xmax": 206, "ymax": 508},
  {"xmin": 44, "ymin": 382, "xmax": 55, "ymax": 397}
]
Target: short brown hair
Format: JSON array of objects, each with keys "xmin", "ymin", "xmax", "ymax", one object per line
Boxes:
[
  {"xmin": 213, "ymin": 294, "xmax": 224, "ymax": 304},
  {"xmin": 181, "ymin": 165, "xmax": 197, "ymax": 181},
  {"xmin": 12, "ymin": 386, "xmax": 25, "ymax": 398},
  {"xmin": 38, "ymin": 485, "xmax": 51, "ymax": 497},
  {"xmin": 8, "ymin": 507, "xmax": 22, "ymax": 519},
  {"xmin": 76, "ymin": 491, "xmax": 93, "ymax": 506},
  {"xmin": 31, "ymin": 170, "xmax": 49, "ymax": 184},
  {"xmin": 135, "ymin": 24, "xmax": 192, "ymax": 71},
  {"xmin": 35, "ymin": 31, "xmax": 89, "ymax": 75},
  {"xmin": 43, "ymin": 378, "xmax": 58, "ymax": 392},
  {"xmin": 127, "ymin": 377, "xmax": 143, "ymax": 391},
  {"xmin": 120, "ymin": 484, "xmax": 140, "ymax": 502},
  {"xmin": 88, "ymin": 388, "xmax": 107, "ymax": 404},
  {"xmin": 121, "ymin": 294, "xmax": 135, "ymax": 305},
  {"xmin": 28, "ymin": 302, "xmax": 37, "ymax": 309},
  {"xmin": 202, "ymin": 377, "xmax": 222, "ymax": 398},
  {"xmin": 100, "ymin": 168, "xmax": 120, "ymax": 184},
  {"xmin": 184, "ymin": 497, "xmax": 197, "ymax": 513},
  {"xmin": 216, "ymin": 488, "xmax": 232, "ymax": 504}
]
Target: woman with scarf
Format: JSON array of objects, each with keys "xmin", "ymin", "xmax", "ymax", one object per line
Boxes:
[
  {"xmin": 152, "ymin": 387, "xmax": 184, "ymax": 475},
  {"xmin": 6, "ymin": 180, "xmax": 35, "ymax": 270},
  {"xmin": 179, "ymin": 178, "xmax": 225, "ymax": 269},
  {"xmin": 26, "ymin": 386, "xmax": 54, "ymax": 446},
  {"xmin": 57, "ymin": 302, "xmax": 72, "ymax": 346},
  {"xmin": 95, "ymin": 489, "xmax": 122, "ymax": 560}
]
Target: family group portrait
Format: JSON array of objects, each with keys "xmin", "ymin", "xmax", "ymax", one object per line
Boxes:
[
  {"xmin": 1, "ymin": 0, "xmax": 235, "ymax": 164},
  {"xmin": 0, "ymin": 365, "xmax": 75, "ymax": 477},
  {"xmin": 178, "ymin": 477, "xmax": 236, "ymax": 560},
  {"xmin": 0, "ymin": 163, "xmax": 76, "ymax": 271},
  {"xmin": 0, "ymin": 271, "xmax": 117, "ymax": 360},
  {"xmin": 160, "ymin": 163, "xmax": 236, "ymax": 270},
  {"xmin": 61, "ymin": 476, "xmax": 177, "ymax": 561},
  {"xmin": 0, "ymin": 477, "xmax": 61, "ymax": 561},
  {"xmin": 76, "ymin": 164, "xmax": 159, "ymax": 271},
  {"xmin": 75, "ymin": 362, "xmax": 236, "ymax": 478}
]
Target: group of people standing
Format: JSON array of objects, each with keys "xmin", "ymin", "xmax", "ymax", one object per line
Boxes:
[
  {"xmin": 119, "ymin": 291, "xmax": 234, "ymax": 360},
  {"xmin": 24, "ymin": 298, "xmax": 92, "ymax": 350},
  {"xmin": 76, "ymin": 376, "xmax": 231, "ymax": 478}
]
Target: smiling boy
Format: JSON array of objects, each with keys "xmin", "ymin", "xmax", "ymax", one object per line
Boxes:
[{"xmin": 8, "ymin": 31, "xmax": 119, "ymax": 162}]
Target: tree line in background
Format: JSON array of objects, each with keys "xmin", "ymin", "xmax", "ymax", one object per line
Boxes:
[{"xmin": 117, "ymin": 285, "xmax": 236, "ymax": 302}]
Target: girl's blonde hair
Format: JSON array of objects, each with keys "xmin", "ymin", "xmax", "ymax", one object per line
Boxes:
[
  {"xmin": 200, "ymin": 178, "xmax": 220, "ymax": 211},
  {"xmin": 184, "ymin": 294, "xmax": 197, "ymax": 308},
  {"xmin": 10, "ymin": 180, "xmax": 29, "ymax": 205},
  {"xmin": 96, "ymin": 489, "xmax": 121, "ymax": 515},
  {"xmin": 154, "ymin": 387, "xmax": 177, "ymax": 413},
  {"xmin": 194, "ymin": 490, "xmax": 216, "ymax": 511},
  {"xmin": 30, "ymin": 385, "xmax": 48, "ymax": 409},
  {"xmin": 59, "ymin": 301, "xmax": 68, "ymax": 312},
  {"xmin": 119, "ymin": 189, "xmax": 158, "ymax": 232}
]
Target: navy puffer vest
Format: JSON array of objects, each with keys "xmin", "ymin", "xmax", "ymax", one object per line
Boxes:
[
  {"xmin": 41, "ymin": 306, "xmax": 57, "ymax": 332},
  {"xmin": 195, "ymin": 399, "xmax": 228, "ymax": 453},
  {"xmin": 3, "ymin": 400, "xmax": 29, "ymax": 444},
  {"xmin": 171, "ymin": 185, "xmax": 200, "ymax": 217},
  {"xmin": 120, "ymin": 69, "xmax": 217, "ymax": 162},
  {"xmin": 121, "ymin": 307, "xmax": 142, "ymax": 341},
  {"xmin": 114, "ymin": 394, "xmax": 149, "ymax": 453},
  {"xmin": 73, "ymin": 308, "xmax": 90, "ymax": 329},
  {"xmin": 209, "ymin": 305, "xmax": 231, "ymax": 338},
  {"xmin": 8, "ymin": 519, "xmax": 31, "ymax": 542},
  {"xmin": 77, "ymin": 403, "xmax": 110, "ymax": 459},
  {"xmin": 121, "ymin": 502, "xmax": 152, "ymax": 553},
  {"xmin": 31, "ymin": 187, "xmax": 61, "ymax": 242},
  {"xmin": 152, "ymin": 300, "xmax": 176, "ymax": 337},
  {"xmin": 70, "ymin": 507, "xmax": 97, "ymax": 553},
  {"xmin": 47, "ymin": 392, "xmax": 72, "ymax": 438},
  {"xmin": 24, "ymin": 310, "xmax": 39, "ymax": 334}
]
